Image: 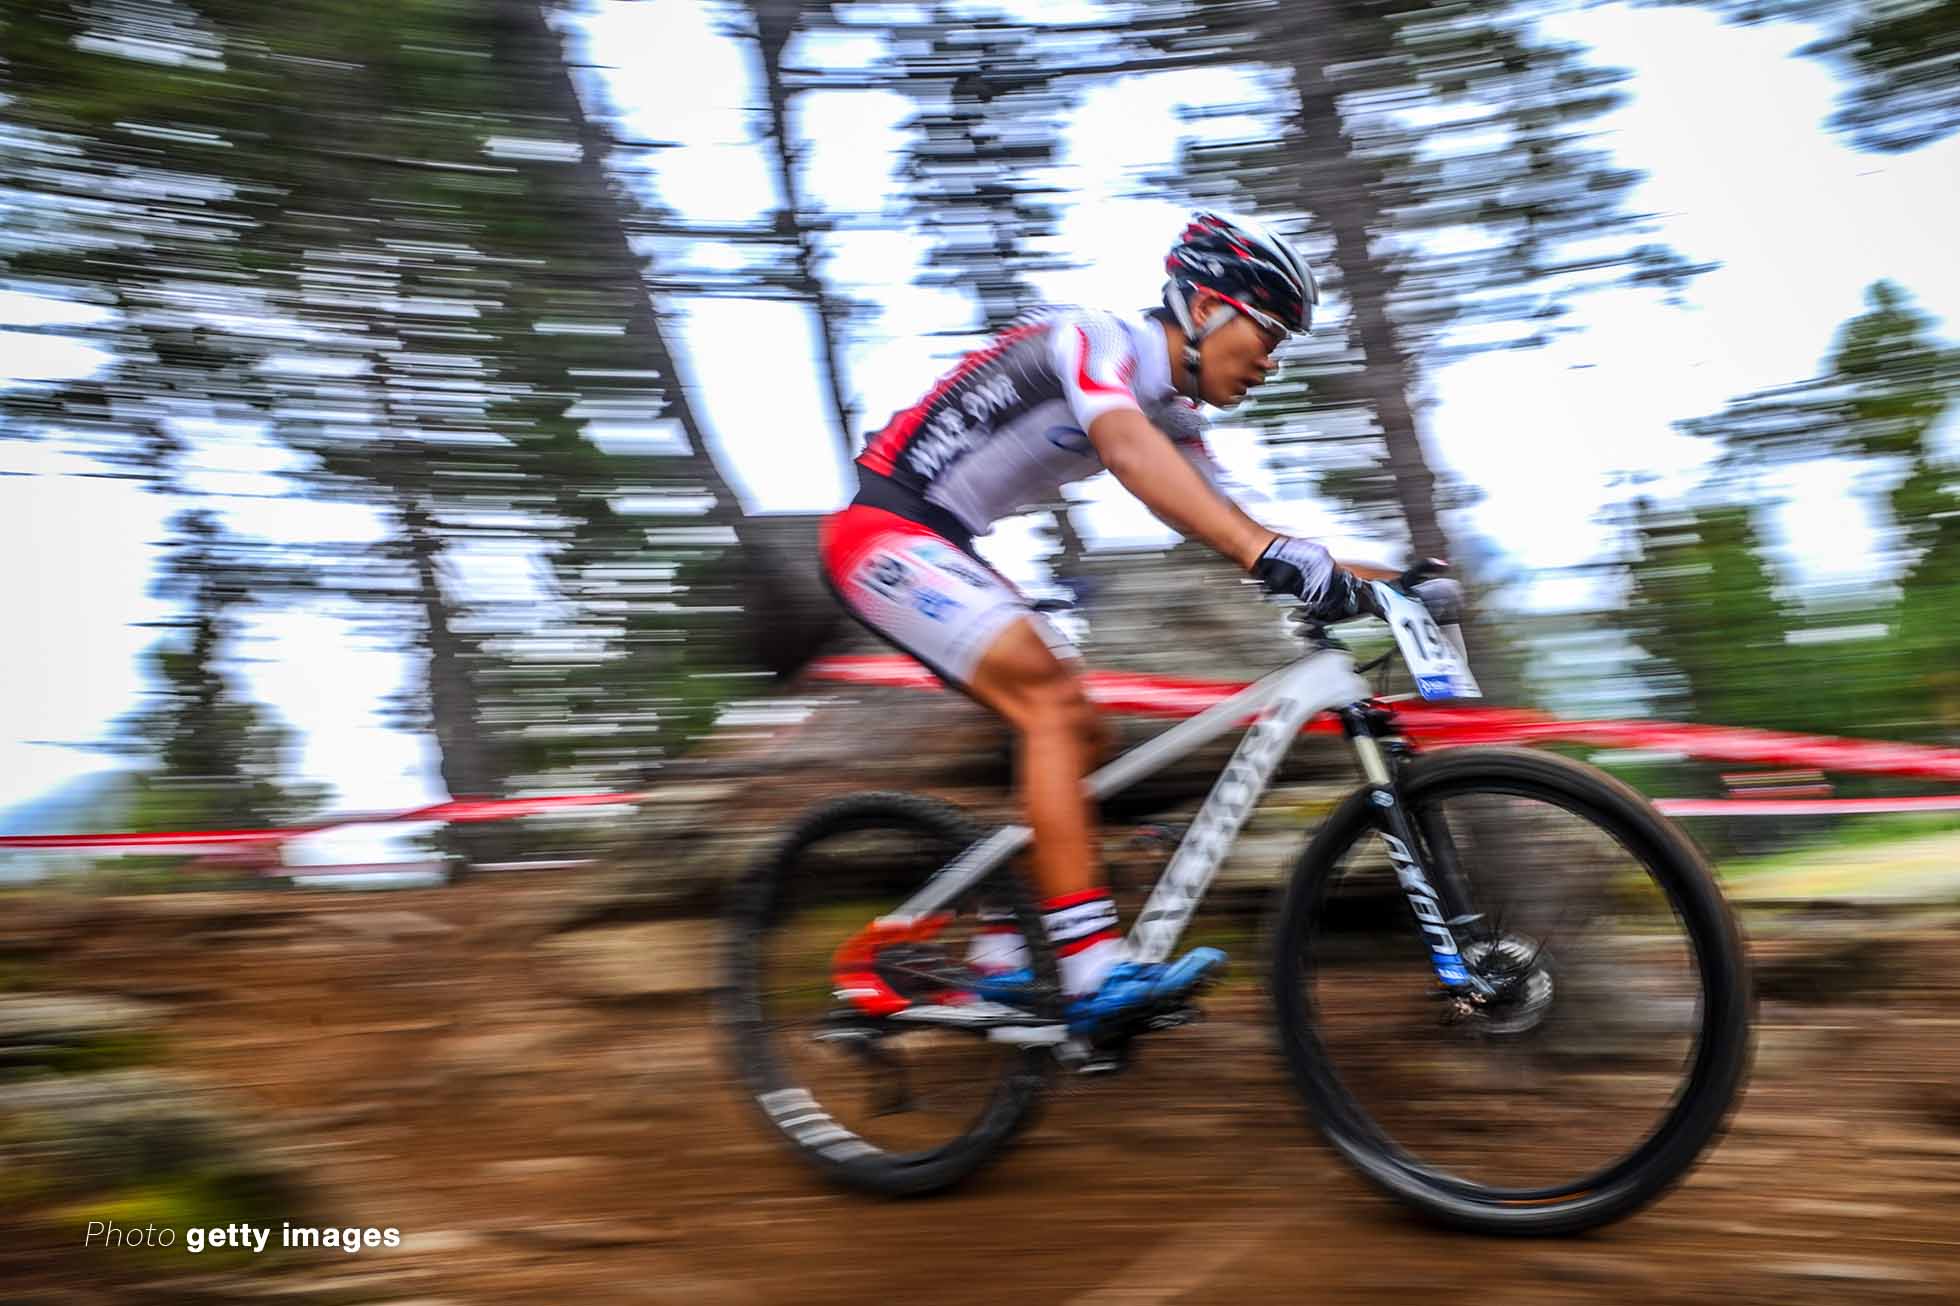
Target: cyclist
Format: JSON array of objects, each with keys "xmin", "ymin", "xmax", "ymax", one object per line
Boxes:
[{"xmin": 819, "ymin": 213, "xmax": 1400, "ymax": 1032}]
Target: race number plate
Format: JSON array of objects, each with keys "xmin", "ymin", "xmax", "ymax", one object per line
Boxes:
[{"xmin": 1377, "ymin": 585, "xmax": 1482, "ymax": 701}]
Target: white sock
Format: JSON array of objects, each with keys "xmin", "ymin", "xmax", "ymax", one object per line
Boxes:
[{"xmin": 1043, "ymin": 890, "xmax": 1123, "ymax": 997}]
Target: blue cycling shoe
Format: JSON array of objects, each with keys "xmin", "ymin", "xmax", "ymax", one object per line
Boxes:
[{"xmin": 972, "ymin": 947, "xmax": 1229, "ymax": 1034}]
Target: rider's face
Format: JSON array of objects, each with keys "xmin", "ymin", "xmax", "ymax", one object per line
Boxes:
[{"xmin": 1193, "ymin": 295, "xmax": 1285, "ymax": 409}]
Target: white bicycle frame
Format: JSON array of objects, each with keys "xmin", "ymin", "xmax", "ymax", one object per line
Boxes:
[{"xmin": 884, "ymin": 643, "xmax": 1387, "ymax": 966}]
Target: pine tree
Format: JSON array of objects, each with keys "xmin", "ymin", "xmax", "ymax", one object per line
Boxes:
[
  {"xmin": 110, "ymin": 510, "xmax": 326, "ymax": 831},
  {"xmin": 1621, "ymin": 499, "xmax": 1805, "ymax": 732},
  {"xmin": 1655, "ymin": 0, "xmax": 1960, "ymax": 152},
  {"xmin": 1153, "ymin": 0, "xmax": 1707, "ymax": 561},
  {"xmin": 1681, "ymin": 280, "xmax": 1959, "ymax": 740},
  {"xmin": 886, "ymin": 9, "xmax": 1077, "ymax": 336},
  {"xmin": 738, "ymin": 0, "xmax": 864, "ymax": 460},
  {"xmin": 2, "ymin": 1, "xmax": 772, "ymax": 819}
]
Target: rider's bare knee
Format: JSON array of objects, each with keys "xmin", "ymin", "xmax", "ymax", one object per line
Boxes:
[
  {"xmin": 1019, "ymin": 668, "xmax": 1093, "ymax": 738},
  {"xmin": 1039, "ymin": 677, "xmax": 1104, "ymax": 756}
]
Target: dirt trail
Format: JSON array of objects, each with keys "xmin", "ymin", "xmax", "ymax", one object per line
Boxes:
[{"xmin": 14, "ymin": 878, "xmax": 1960, "ymax": 1305}]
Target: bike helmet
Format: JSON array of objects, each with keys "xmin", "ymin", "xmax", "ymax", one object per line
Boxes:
[{"xmin": 1163, "ymin": 212, "xmax": 1318, "ymax": 399}]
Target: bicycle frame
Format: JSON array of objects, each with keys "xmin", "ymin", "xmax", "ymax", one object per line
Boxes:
[{"xmin": 881, "ymin": 639, "xmax": 1486, "ymax": 994}]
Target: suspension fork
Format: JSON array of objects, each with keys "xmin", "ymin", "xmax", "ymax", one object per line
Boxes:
[{"xmin": 1339, "ymin": 706, "xmax": 1494, "ymax": 997}]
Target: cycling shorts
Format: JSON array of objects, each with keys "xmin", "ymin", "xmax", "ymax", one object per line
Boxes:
[{"xmin": 818, "ymin": 504, "xmax": 1076, "ymax": 687}]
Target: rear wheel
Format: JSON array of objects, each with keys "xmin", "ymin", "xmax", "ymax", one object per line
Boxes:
[
  {"xmin": 1272, "ymin": 747, "xmax": 1752, "ymax": 1234},
  {"xmin": 723, "ymin": 793, "xmax": 1061, "ymax": 1196}
]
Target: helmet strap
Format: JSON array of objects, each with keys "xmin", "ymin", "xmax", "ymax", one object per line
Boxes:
[
  {"xmin": 1165, "ymin": 281, "xmax": 1236, "ymax": 402},
  {"xmin": 1179, "ymin": 340, "xmax": 1202, "ymax": 400}
]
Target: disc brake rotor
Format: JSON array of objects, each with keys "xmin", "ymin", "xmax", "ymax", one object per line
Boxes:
[{"xmin": 1458, "ymin": 935, "xmax": 1555, "ymax": 1036}]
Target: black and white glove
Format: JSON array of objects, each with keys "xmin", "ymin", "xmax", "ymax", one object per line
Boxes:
[{"xmin": 1251, "ymin": 535, "xmax": 1375, "ymax": 622}]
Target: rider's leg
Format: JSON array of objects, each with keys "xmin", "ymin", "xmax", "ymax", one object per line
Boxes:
[
  {"xmin": 818, "ymin": 510, "xmax": 1219, "ymax": 1020},
  {"xmin": 962, "ymin": 614, "xmax": 1227, "ymax": 1022},
  {"xmin": 965, "ymin": 616, "xmax": 1101, "ymax": 901},
  {"xmin": 964, "ymin": 618, "xmax": 1124, "ymax": 996}
]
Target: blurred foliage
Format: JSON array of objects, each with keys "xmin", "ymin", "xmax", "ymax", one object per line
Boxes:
[
  {"xmin": 1617, "ymin": 281, "xmax": 1959, "ymax": 744},
  {"xmin": 1653, "ymin": 0, "xmax": 1960, "ymax": 152},
  {"xmin": 874, "ymin": 5, "xmax": 1094, "ymax": 578},
  {"xmin": 1141, "ymin": 0, "xmax": 1709, "ymax": 560},
  {"xmin": 1, "ymin": 0, "xmax": 763, "ymax": 833},
  {"xmin": 1820, "ymin": 0, "xmax": 1960, "ymax": 152},
  {"xmin": 1622, "ymin": 500, "xmax": 1816, "ymax": 733},
  {"xmin": 103, "ymin": 510, "xmax": 327, "ymax": 831},
  {"xmin": 2, "ymin": 0, "xmax": 1956, "ymax": 856},
  {"xmin": 885, "ymin": 9, "xmax": 1078, "ymax": 335}
]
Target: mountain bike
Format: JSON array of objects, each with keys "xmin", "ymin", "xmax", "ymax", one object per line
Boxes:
[{"xmin": 723, "ymin": 572, "xmax": 1753, "ymax": 1234}]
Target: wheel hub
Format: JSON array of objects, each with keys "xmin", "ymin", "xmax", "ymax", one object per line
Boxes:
[{"xmin": 1458, "ymin": 934, "xmax": 1555, "ymax": 1036}]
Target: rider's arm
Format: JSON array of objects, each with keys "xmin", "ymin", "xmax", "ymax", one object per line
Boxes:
[
  {"xmin": 1087, "ymin": 408, "xmax": 1275, "ymax": 571},
  {"xmin": 1137, "ymin": 396, "xmax": 1400, "ymax": 581},
  {"xmin": 1060, "ymin": 311, "xmax": 1375, "ymax": 581}
]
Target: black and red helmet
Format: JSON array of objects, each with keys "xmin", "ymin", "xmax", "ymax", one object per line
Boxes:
[{"xmin": 1164, "ymin": 212, "xmax": 1319, "ymax": 337}]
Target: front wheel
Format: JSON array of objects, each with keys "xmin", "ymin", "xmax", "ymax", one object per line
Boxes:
[{"xmin": 1271, "ymin": 747, "xmax": 1753, "ymax": 1234}]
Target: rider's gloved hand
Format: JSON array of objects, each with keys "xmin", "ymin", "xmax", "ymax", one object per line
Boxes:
[{"xmin": 1252, "ymin": 535, "xmax": 1377, "ymax": 622}]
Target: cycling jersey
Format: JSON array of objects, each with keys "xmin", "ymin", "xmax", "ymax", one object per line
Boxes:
[
  {"xmin": 827, "ymin": 307, "xmax": 1219, "ymax": 686},
  {"xmin": 855, "ymin": 307, "xmax": 1220, "ymax": 541}
]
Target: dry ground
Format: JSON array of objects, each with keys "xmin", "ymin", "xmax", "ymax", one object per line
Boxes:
[{"xmin": 7, "ymin": 876, "xmax": 1959, "ymax": 1305}]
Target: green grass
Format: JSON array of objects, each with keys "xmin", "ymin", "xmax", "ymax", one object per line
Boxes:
[
  {"xmin": 29, "ymin": 1031, "xmax": 167, "ymax": 1076},
  {"xmin": 1716, "ymin": 811, "xmax": 1960, "ymax": 883},
  {"xmin": 0, "ymin": 957, "xmax": 48, "ymax": 992}
]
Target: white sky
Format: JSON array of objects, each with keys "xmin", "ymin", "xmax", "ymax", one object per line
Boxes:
[{"xmin": 2, "ymin": 2, "xmax": 1956, "ymax": 820}]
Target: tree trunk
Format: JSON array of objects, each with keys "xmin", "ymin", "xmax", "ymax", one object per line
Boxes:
[
  {"xmin": 400, "ymin": 492, "xmax": 503, "ymax": 801},
  {"xmin": 1275, "ymin": 7, "xmax": 1526, "ymax": 700},
  {"xmin": 1285, "ymin": 27, "xmax": 1451, "ymax": 566},
  {"xmin": 750, "ymin": 0, "xmax": 860, "ymax": 462},
  {"xmin": 504, "ymin": 0, "xmax": 752, "ymax": 530}
]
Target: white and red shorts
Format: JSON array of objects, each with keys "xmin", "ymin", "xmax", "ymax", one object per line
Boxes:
[{"xmin": 819, "ymin": 504, "xmax": 1075, "ymax": 687}]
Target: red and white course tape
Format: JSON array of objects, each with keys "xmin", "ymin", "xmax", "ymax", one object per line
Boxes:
[{"xmin": 6, "ymin": 656, "xmax": 1958, "ymax": 853}]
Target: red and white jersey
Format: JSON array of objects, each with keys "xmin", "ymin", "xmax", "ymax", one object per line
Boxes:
[{"xmin": 857, "ymin": 308, "xmax": 1219, "ymax": 535}]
